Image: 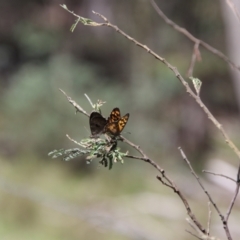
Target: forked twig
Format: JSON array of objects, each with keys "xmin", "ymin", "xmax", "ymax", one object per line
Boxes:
[
  {"xmin": 149, "ymin": 0, "xmax": 240, "ymax": 71},
  {"xmin": 225, "ymin": 164, "xmax": 240, "ymax": 221},
  {"xmin": 178, "ymin": 147, "xmax": 232, "ymax": 240}
]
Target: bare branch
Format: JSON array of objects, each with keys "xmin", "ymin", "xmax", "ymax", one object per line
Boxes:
[
  {"xmin": 178, "ymin": 147, "xmax": 232, "ymax": 240},
  {"xmin": 225, "ymin": 164, "xmax": 240, "ymax": 221},
  {"xmin": 84, "ymin": 93, "xmax": 95, "ymax": 108},
  {"xmin": 207, "ymin": 202, "xmax": 212, "ymax": 236},
  {"xmin": 156, "ymin": 175, "xmax": 174, "ymax": 189},
  {"xmin": 185, "ymin": 229, "xmax": 203, "ymax": 240},
  {"xmin": 59, "ymin": 89, "xmax": 89, "ymax": 117},
  {"xmin": 123, "ymin": 155, "xmax": 206, "ymax": 234},
  {"xmin": 203, "ymin": 170, "xmax": 236, "ymax": 183},
  {"xmin": 149, "ymin": 0, "xmax": 240, "ymax": 71},
  {"xmin": 225, "ymin": 0, "xmax": 240, "ymax": 23},
  {"xmin": 187, "ymin": 41, "xmax": 201, "ymax": 77},
  {"xmin": 66, "ymin": 134, "xmax": 82, "ymax": 147}
]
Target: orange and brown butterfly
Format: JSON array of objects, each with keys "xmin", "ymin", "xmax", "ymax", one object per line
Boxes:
[
  {"xmin": 104, "ymin": 107, "xmax": 130, "ymax": 136},
  {"xmin": 89, "ymin": 111, "xmax": 107, "ymax": 137}
]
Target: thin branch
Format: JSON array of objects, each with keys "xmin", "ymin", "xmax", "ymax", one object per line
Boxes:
[
  {"xmin": 124, "ymin": 155, "xmax": 206, "ymax": 234},
  {"xmin": 59, "ymin": 89, "xmax": 89, "ymax": 117},
  {"xmin": 225, "ymin": 0, "xmax": 240, "ymax": 23},
  {"xmin": 84, "ymin": 93, "xmax": 94, "ymax": 108},
  {"xmin": 156, "ymin": 175, "xmax": 175, "ymax": 189},
  {"xmin": 66, "ymin": 134, "xmax": 82, "ymax": 147},
  {"xmin": 207, "ymin": 202, "xmax": 212, "ymax": 236},
  {"xmin": 225, "ymin": 164, "xmax": 240, "ymax": 221},
  {"xmin": 187, "ymin": 41, "xmax": 201, "ymax": 77},
  {"xmin": 149, "ymin": 0, "xmax": 240, "ymax": 71},
  {"xmin": 202, "ymin": 170, "xmax": 236, "ymax": 183},
  {"xmin": 185, "ymin": 230, "xmax": 203, "ymax": 240},
  {"xmin": 178, "ymin": 147, "xmax": 232, "ymax": 240}
]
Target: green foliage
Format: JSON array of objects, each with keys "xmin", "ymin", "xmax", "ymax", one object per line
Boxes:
[{"xmin": 49, "ymin": 137, "xmax": 127, "ymax": 170}]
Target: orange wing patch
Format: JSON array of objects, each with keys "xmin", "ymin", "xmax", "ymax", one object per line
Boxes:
[
  {"xmin": 104, "ymin": 112, "xmax": 129, "ymax": 136},
  {"xmin": 108, "ymin": 108, "xmax": 121, "ymax": 123}
]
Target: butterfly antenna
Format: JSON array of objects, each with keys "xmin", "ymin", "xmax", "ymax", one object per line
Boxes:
[
  {"xmin": 84, "ymin": 126, "xmax": 91, "ymax": 135},
  {"xmin": 122, "ymin": 131, "xmax": 131, "ymax": 135}
]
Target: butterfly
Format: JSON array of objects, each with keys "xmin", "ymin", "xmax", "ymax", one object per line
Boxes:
[
  {"xmin": 89, "ymin": 111, "xmax": 107, "ymax": 137},
  {"xmin": 89, "ymin": 108, "xmax": 129, "ymax": 137},
  {"xmin": 104, "ymin": 108, "xmax": 130, "ymax": 136}
]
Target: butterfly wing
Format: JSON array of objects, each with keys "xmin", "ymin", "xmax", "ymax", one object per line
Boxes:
[
  {"xmin": 89, "ymin": 112, "xmax": 107, "ymax": 136},
  {"xmin": 118, "ymin": 113, "xmax": 129, "ymax": 132},
  {"xmin": 104, "ymin": 113, "xmax": 129, "ymax": 136},
  {"xmin": 108, "ymin": 108, "xmax": 121, "ymax": 123}
]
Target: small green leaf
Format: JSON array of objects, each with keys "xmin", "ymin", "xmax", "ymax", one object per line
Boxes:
[{"xmin": 190, "ymin": 77, "xmax": 202, "ymax": 95}]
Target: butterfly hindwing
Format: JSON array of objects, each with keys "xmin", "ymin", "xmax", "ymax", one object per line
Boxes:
[
  {"xmin": 118, "ymin": 113, "xmax": 129, "ymax": 132},
  {"xmin": 89, "ymin": 112, "xmax": 107, "ymax": 136}
]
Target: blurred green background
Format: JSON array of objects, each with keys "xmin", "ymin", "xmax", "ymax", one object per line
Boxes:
[{"xmin": 1, "ymin": 0, "xmax": 240, "ymax": 239}]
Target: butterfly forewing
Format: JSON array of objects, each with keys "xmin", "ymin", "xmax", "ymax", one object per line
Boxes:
[
  {"xmin": 89, "ymin": 112, "xmax": 107, "ymax": 136},
  {"xmin": 108, "ymin": 108, "xmax": 121, "ymax": 123},
  {"xmin": 104, "ymin": 112, "xmax": 129, "ymax": 136}
]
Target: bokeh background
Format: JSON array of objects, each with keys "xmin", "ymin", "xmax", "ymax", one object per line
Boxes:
[{"xmin": 1, "ymin": 0, "xmax": 240, "ymax": 239}]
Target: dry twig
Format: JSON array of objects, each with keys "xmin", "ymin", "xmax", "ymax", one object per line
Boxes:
[
  {"xmin": 203, "ymin": 170, "xmax": 236, "ymax": 183},
  {"xmin": 225, "ymin": 0, "xmax": 240, "ymax": 23},
  {"xmin": 178, "ymin": 147, "xmax": 232, "ymax": 240},
  {"xmin": 207, "ymin": 202, "xmax": 212, "ymax": 236},
  {"xmin": 225, "ymin": 164, "xmax": 240, "ymax": 222},
  {"xmin": 149, "ymin": 0, "xmax": 240, "ymax": 71},
  {"xmin": 187, "ymin": 41, "xmax": 201, "ymax": 77}
]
